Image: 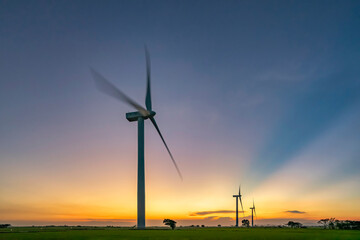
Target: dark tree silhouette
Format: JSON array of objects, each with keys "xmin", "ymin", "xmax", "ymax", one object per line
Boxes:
[
  {"xmin": 318, "ymin": 219, "xmax": 329, "ymax": 228},
  {"xmin": 287, "ymin": 221, "xmax": 295, "ymax": 228},
  {"xmin": 242, "ymin": 219, "xmax": 250, "ymax": 227},
  {"xmin": 163, "ymin": 219, "xmax": 176, "ymax": 230},
  {"xmin": 335, "ymin": 220, "xmax": 360, "ymax": 230},
  {"xmin": 318, "ymin": 218, "xmax": 336, "ymax": 229},
  {"xmin": 328, "ymin": 218, "xmax": 336, "ymax": 229},
  {"xmin": 286, "ymin": 221, "xmax": 302, "ymax": 228},
  {"xmin": 294, "ymin": 222, "xmax": 302, "ymax": 228}
]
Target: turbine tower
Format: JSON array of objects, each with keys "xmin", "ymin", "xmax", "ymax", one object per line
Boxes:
[
  {"xmin": 232, "ymin": 186, "xmax": 244, "ymax": 227},
  {"xmin": 250, "ymin": 199, "xmax": 256, "ymax": 227},
  {"xmin": 91, "ymin": 47, "xmax": 182, "ymax": 229}
]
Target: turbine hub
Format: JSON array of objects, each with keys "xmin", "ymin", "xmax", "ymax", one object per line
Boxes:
[{"xmin": 147, "ymin": 110, "xmax": 156, "ymax": 118}]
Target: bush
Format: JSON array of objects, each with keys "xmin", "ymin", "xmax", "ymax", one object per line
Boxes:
[
  {"xmin": 0, "ymin": 224, "xmax": 11, "ymax": 228},
  {"xmin": 163, "ymin": 219, "xmax": 177, "ymax": 230}
]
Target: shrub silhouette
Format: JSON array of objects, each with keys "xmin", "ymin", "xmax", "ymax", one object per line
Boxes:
[
  {"xmin": 242, "ymin": 219, "xmax": 250, "ymax": 227},
  {"xmin": 286, "ymin": 221, "xmax": 302, "ymax": 228},
  {"xmin": 163, "ymin": 219, "xmax": 176, "ymax": 230}
]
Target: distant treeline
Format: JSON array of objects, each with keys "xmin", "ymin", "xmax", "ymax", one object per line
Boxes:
[
  {"xmin": 318, "ymin": 218, "xmax": 360, "ymax": 230},
  {"xmin": 0, "ymin": 224, "xmax": 11, "ymax": 228},
  {"xmin": 2, "ymin": 220, "xmax": 359, "ymax": 230},
  {"xmin": 285, "ymin": 218, "xmax": 360, "ymax": 230}
]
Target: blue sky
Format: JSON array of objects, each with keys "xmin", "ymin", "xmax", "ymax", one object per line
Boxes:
[{"xmin": 0, "ymin": 0, "xmax": 359, "ymax": 225}]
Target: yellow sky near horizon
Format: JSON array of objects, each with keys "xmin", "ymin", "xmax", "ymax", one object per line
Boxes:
[{"xmin": 1, "ymin": 167, "xmax": 359, "ymax": 225}]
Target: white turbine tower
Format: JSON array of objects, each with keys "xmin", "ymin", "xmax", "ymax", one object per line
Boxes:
[
  {"xmin": 91, "ymin": 47, "xmax": 182, "ymax": 229},
  {"xmin": 250, "ymin": 199, "xmax": 256, "ymax": 227},
  {"xmin": 232, "ymin": 185, "xmax": 244, "ymax": 227}
]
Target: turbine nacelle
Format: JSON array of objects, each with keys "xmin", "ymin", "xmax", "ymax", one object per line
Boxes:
[{"xmin": 126, "ymin": 110, "xmax": 156, "ymax": 122}]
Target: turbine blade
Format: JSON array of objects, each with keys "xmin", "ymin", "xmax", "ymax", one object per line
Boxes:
[
  {"xmin": 239, "ymin": 197, "xmax": 245, "ymax": 217},
  {"xmin": 253, "ymin": 201, "xmax": 256, "ymax": 217},
  {"xmin": 149, "ymin": 117, "xmax": 183, "ymax": 180},
  {"xmin": 238, "ymin": 185, "xmax": 241, "ymax": 196},
  {"xmin": 90, "ymin": 67, "xmax": 149, "ymax": 116},
  {"xmin": 145, "ymin": 46, "xmax": 152, "ymax": 111}
]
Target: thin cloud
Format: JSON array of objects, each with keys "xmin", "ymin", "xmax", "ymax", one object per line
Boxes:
[
  {"xmin": 190, "ymin": 210, "xmax": 244, "ymax": 216},
  {"xmin": 84, "ymin": 218, "xmax": 136, "ymax": 222},
  {"xmin": 216, "ymin": 217, "xmax": 234, "ymax": 222},
  {"xmin": 284, "ymin": 210, "xmax": 306, "ymax": 214},
  {"xmin": 203, "ymin": 216, "xmax": 234, "ymax": 222}
]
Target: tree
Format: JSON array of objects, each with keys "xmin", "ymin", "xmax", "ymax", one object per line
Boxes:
[
  {"xmin": 286, "ymin": 221, "xmax": 302, "ymax": 228},
  {"xmin": 335, "ymin": 220, "xmax": 347, "ymax": 230},
  {"xmin": 318, "ymin": 219, "xmax": 330, "ymax": 229},
  {"xmin": 335, "ymin": 220, "xmax": 360, "ymax": 230},
  {"xmin": 318, "ymin": 218, "xmax": 336, "ymax": 229},
  {"xmin": 328, "ymin": 218, "xmax": 336, "ymax": 229},
  {"xmin": 287, "ymin": 221, "xmax": 295, "ymax": 228},
  {"xmin": 293, "ymin": 222, "xmax": 302, "ymax": 228},
  {"xmin": 163, "ymin": 219, "xmax": 176, "ymax": 230},
  {"xmin": 242, "ymin": 219, "xmax": 250, "ymax": 227}
]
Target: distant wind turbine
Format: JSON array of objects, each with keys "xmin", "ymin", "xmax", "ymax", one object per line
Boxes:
[
  {"xmin": 232, "ymin": 185, "xmax": 244, "ymax": 227},
  {"xmin": 91, "ymin": 46, "xmax": 182, "ymax": 229},
  {"xmin": 250, "ymin": 199, "xmax": 256, "ymax": 227}
]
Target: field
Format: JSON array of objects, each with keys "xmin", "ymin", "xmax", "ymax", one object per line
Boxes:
[{"xmin": 1, "ymin": 227, "xmax": 359, "ymax": 240}]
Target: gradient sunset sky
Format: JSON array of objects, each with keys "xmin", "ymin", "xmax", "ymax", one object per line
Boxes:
[{"xmin": 1, "ymin": 0, "xmax": 359, "ymax": 226}]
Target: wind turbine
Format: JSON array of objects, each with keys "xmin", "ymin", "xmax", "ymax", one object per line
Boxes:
[
  {"xmin": 232, "ymin": 185, "xmax": 244, "ymax": 227},
  {"xmin": 250, "ymin": 199, "xmax": 256, "ymax": 227},
  {"xmin": 91, "ymin": 47, "xmax": 182, "ymax": 229}
]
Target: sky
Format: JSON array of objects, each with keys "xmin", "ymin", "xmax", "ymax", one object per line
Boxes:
[{"xmin": 0, "ymin": 0, "xmax": 359, "ymax": 226}]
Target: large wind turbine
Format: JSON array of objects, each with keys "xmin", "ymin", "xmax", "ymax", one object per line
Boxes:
[
  {"xmin": 250, "ymin": 199, "xmax": 256, "ymax": 227},
  {"xmin": 91, "ymin": 47, "xmax": 182, "ymax": 229},
  {"xmin": 232, "ymin": 186, "xmax": 244, "ymax": 227}
]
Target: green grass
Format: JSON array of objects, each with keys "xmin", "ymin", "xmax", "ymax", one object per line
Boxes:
[{"xmin": 0, "ymin": 227, "xmax": 359, "ymax": 240}]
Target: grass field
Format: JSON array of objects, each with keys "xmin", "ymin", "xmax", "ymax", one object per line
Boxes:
[{"xmin": 1, "ymin": 227, "xmax": 359, "ymax": 240}]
